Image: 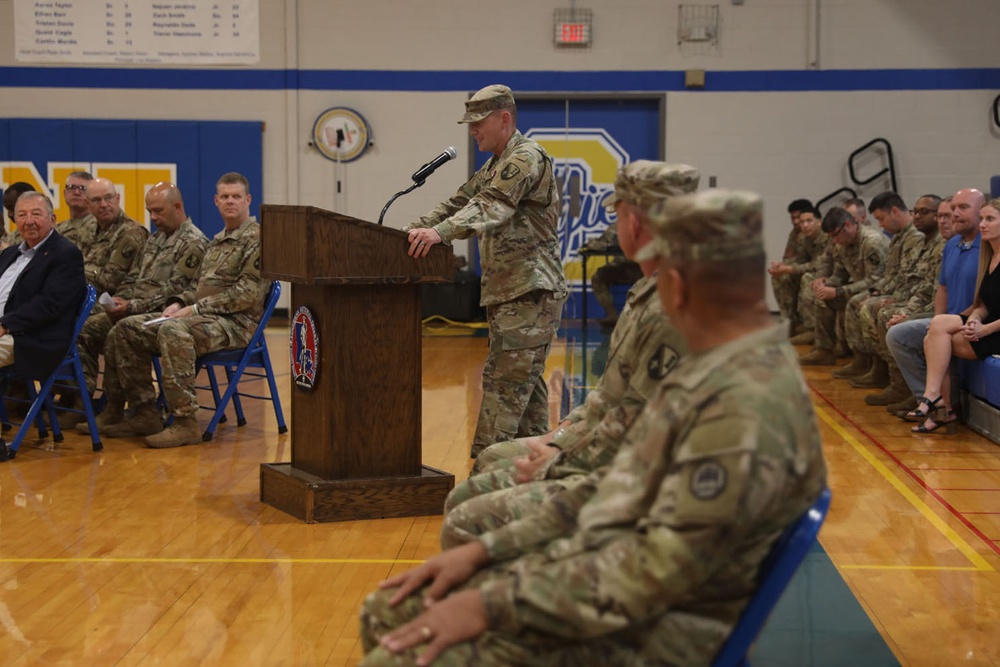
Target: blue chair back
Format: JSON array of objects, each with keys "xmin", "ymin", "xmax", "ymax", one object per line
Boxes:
[{"xmin": 711, "ymin": 487, "xmax": 832, "ymax": 667}]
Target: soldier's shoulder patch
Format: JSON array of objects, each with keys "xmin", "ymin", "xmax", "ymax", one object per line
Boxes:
[
  {"xmin": 500, "ymin": 163, "xmax": 521, "ymax": 180},
  {"xmin": 647, "ymin": 343, "xmax": 679, "ymax": 380},
  {"xmin": 690, "ymin": 459, "xmax": 728, "ymax": 500},
  {"xmin": 867, "ymin": 251, "xmax": 882, "ymax": 265},
  {"xmin": 121, "ymin": 244, "xmax": 137, "ymax": 260},
  {"xmin": 184, "ymin": 252, "xmax": 200, "ymax": 270}
]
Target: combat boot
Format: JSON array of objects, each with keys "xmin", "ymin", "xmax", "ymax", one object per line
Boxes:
[
  {"xmin": 889, "ymin": 395, "xmax": 918, "ymax": 417},
  {"xmin": 789, "ymin": 330, "xmax": 815, "ymax": 345},
  {"xmin": 850, "ymin": 357, "xmax": 889, "ymax": 388},
  {"xmin": 799, "ymin": 347, "xmax": 836, "ymax": 365},
  {"xmin": 831, "ymin": 352, "xmax": 871, "ymax": 379},
  {"xmin": 866, "ymin": 366, "xmax": 911, "ymax": 405},
  {"xmin": 145, "ymin": 416, "xmax": 202, "ymax": 449},
  {"xmin": 101, "ymin": 402, "xmax": 163, "ymax": 438},
  {"xmin": 56, "ymin": 394, "xmax": 86, "ymax": 430},
  {"xmin": 78, "ymin": 399, "xmax": 126, "ymax": 434}
]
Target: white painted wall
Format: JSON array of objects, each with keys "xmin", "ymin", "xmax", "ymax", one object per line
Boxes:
[{"xmin": 1, "ymin": 0, "xmax": 999, "ymax": 307}]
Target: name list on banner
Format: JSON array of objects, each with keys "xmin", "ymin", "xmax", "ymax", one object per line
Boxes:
[{"xmin": 15, "ymin": 0, "xmax": 260, "ymax": 65}]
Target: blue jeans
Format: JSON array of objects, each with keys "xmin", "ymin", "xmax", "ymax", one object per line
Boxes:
[{"xmin": 886, "ymin": 318, "xmax": 930, "ymax": 396}]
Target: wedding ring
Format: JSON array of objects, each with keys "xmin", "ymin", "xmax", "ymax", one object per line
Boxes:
[{"xmin": 420, "ymin": 626, "xmax": 433, "ymax": 640}]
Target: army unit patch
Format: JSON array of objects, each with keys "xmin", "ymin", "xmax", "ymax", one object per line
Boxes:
[{"xmin": 690, "ymin": 459, "xmax": 727, "ymax": 500}]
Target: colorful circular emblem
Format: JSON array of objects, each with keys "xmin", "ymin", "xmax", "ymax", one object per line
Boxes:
[
  {"xmin": 312, "ymin": 107, "xmax": 372, "ymax": 163},
  {"xmin": 290, "ymin": 306, "xmax": 319, "ymax": 391}
]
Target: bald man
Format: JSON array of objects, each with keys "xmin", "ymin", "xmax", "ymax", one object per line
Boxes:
[{"xmin": 70, "ymin": 183, "xmax": 207, "ymax": 429}]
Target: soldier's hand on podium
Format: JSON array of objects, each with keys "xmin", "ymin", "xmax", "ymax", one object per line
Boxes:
[{"xmin": 407, "ymin": 228, "xmax": 442, "ymax": 258}]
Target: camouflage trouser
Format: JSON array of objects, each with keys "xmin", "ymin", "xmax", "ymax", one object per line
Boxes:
[
  {"xmin": 813, "ymin": 292, "xmax": 848, "ymax": 351},
  {"xmin": 592, "ymin": 259, "xmax": 642, "ymax": 319},
  {"xmin": 105, "ymin": 313, "xmax": 250, "ymax": 417},
  {"xmin": 76, "ymin": 312, "xmax": 117, "ymax": 395},
  {"xmin": 796, "ymin": 272, "xmax": 819, "ymax": 331},
  {"xmin": 468, "ymin": 439, "xmax": 532, "ymax": 478},
  {"xmin": 846, "ymin": 294, "xmax": 895, "ymax": 354},
  {"xmin": 359, "ymin": 574, "xmax": 660, "ymax": 667},
  {"xmin": 771, "ymin": 272, "xmax": 801, "ymax": 326},
  {"xmin": 441, "ymin": 473, "xmax": 586, "ymax": 549},
  {"xmin": 472, "ymin": 290, "xmax": 565, "ymax": 458}
]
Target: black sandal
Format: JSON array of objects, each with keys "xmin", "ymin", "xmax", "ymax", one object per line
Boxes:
[
  {"xmin": 911, "ymin": 408, "xmax": 959, "ymax": 434},
  {"xmin": 902, "ymin": 395, "xmax": 942, "ymax": 423}
]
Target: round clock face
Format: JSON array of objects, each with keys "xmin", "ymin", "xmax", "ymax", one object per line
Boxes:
[{"xmin": 312, "ymin": 107, "xmax": 372, "ymax": 163}]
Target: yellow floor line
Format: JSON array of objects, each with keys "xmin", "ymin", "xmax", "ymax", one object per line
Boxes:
[
  {"xmin": 0, "ymin": 557, "xmax": 424, "ymax": 565},
  {"xmin": 838, "ymin": 565, "xmax": 984, "ymax": 571},
  {"xmin": 816, "ymin": 404, "xmax": 994, "ymax": 572}
]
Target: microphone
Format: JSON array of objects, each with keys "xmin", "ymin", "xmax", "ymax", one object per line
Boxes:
[{"xmin": 411, "ymin": 146, "xmax": 457, "ymax": 184}]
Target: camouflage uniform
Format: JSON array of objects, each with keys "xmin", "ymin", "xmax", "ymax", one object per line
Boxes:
[
  {"xmin": 360, "ymin": 190, "xmax": 828, "ymax": 667},
  {"xmin": 57, "ymin": 213, "xmax": 97, "ymax": 254},
  {"xmin": 102, "ymin": 217, "xmax": 267, "ymax": 418},
  {"xmin": 813, "ymin": 225, "xmax": 888, "ymax": 351},
  {"xmin": 874, "ymin": 232, "xmax": 946, "ymax": 358},
  {"xmin": 772, "ymin": 231, "xmax": 828, "ymax": 327},
  {"xmin": 585, "ymin": 223, "xmax": 642, "ymax": 322},
  {"xmin": 85, "ymin": 210, "xmax": 149, "ymax": 295},
  {"xmin": 76, "ymin": 218, "xmax": 208, "ymax": 394},
  {"xmin": 408, "ymin": 94, "xmax": 567, "ymax": 457},
  {"xmin": 845, "ymin": 223, "xmax": 924, "ymax": 354},
  {"xmin": 442, "ymin": 275, "xmax": 688, "ymax": 549}
]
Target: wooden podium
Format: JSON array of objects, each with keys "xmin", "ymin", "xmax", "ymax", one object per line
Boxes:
[{"xmin": 258, "ymin": 205, "xmax": 455, "ymax": 523}]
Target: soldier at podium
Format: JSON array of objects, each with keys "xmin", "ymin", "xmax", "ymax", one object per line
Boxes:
[{"xmin": 405, "ymin": 84, "xmax": 568, "ymax": 459}]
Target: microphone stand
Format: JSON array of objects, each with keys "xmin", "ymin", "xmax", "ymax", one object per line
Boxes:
[{"xmin": 377, "ymin": 180, "xmax": 424, "ymax": 226}]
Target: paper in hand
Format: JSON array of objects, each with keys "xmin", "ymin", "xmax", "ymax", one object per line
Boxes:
[{"xmin": 142, "ymin": 316, "xmax": 172, "ymax": 328}]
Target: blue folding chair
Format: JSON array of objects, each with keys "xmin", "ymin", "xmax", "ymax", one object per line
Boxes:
[
  {"xmin": 0, "ymin": 284, "xmax": 102, "ymax": 459},
  {"xmin": 154, "ymin": 280, "xmax": 287, "ymax": 442},
  {"xmin": 711, "ymin": 487, "xmax": 832, "ymax": 667}
]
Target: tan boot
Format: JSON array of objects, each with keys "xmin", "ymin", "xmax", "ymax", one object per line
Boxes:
[
  {"xmin": 789, "ymin": 330, "xmax": 815, "ymax": 345},
  {"xmin": 76, "ymin": 399, "xmax": 125, "ymax": 435},
  {"xmin": 56, "ymin": 394, "xmax": 86, "ymax": 430},
  {"xmin": 799, "ymin": 348, "xmax": 837, "ymax": 365},
  {"xmin": 831, "ymin": 352, "xmax": 871, "ymax": 379},
  {"xmin": 889, "ymin": 395, "xmax": 918, "ymax": 416},
  {"xmin": 850, "ymin": 357, "xmax": 889, "ymax": 388},
  {"xmin": 102, "ymin": 403, "xmax": 163, "ymax": 438},
  {"xmin": 145, "ymin": 416, "xmax": 202, "ymax": 449},
  {"xmin": 866, "ymin": 366, "xmax": 910, "ymax": 405}
]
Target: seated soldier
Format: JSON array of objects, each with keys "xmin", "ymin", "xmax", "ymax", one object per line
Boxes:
[
  {"xmin": 69, "ymin": 182, "xmax": 208, "ymax": 430},
  {"xmin": 97, "ymin": 173, "xmax": 269, "ymax": 448},
  {"xmin": 441, "ymin": 160, "xmax": 698, "ymax": 549},
  {"xmin": 358, "ymin": 189, "xmax": 827, "ymax": 667},
  {"xmin": 583, "ymin": 222, "xmax": 642, "ymax": 328},
  {"xmin": 0, "ymin": 182, "xmax": 37, "ymax": 251}
]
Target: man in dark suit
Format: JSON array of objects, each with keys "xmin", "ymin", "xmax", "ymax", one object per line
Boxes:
[{"xmin": 0, "ymin": 191, "xmax": 86, "ymax": 385}]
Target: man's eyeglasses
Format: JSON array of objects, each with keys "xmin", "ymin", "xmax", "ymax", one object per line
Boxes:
[
  {"xmin": 828, "ymin": 224, "xmax": 846, "ymax": 238},
  {"xmin": 88, "ymin": 193, "xmax": 118, "ymax": 204},
  {"xmin": 911, "ymin": 208, "xmax": 935, "ymax": 216},
  {"xmin": 65, "ymin": 184, "xmax": 87, "ymax": 193}
]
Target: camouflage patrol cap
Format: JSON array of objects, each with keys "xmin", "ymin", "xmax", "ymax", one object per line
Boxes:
[
  {"xmin": 458, "ymin": 84, "xmax": 516, "ymax": 124},
  {"xmin": 635, "ymin": 189, "xmax": 764, "ymax": 262},
  {"xmin": 602, "ymin": 161, "xmax": 700, "ymax": 211}
]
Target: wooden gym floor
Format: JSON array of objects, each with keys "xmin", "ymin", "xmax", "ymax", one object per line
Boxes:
[{"xmin": 0, "ymin": 326, "xmax": 997, "ymax": 665}]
